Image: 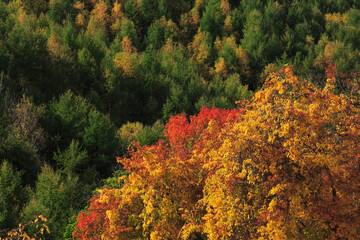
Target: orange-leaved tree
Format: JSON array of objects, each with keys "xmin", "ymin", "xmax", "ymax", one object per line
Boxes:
[{"xmin": 73, "ymin": 67, "xmax": 360, "ymax": 239}]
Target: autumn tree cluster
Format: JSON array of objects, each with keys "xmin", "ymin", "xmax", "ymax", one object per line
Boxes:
[
  {"xmin": 74, "ymin": 67, "xmax": 360, "ymax": 239},
  {"xmin": 0, "ymin": 0, "xmax": 359, "ymax": 238}
]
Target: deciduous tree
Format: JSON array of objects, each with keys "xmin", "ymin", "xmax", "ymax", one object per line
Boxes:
[{"xmin": 74, "ymin": 67, "xmax": 360, "ymax": 239}]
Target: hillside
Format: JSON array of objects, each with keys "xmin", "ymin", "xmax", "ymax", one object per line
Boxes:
[{"xmin": 0, "ymin": 0, "xmax": 359, "ymax": 239}]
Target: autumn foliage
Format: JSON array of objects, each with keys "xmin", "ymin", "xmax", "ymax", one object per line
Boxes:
[
  {"xmin": 73, "ymin": 67, "xmax": 360, "ymax": 239},
  {"xmin": 0, "ymin": 215, "xmax": 49, "ymax": 240}
]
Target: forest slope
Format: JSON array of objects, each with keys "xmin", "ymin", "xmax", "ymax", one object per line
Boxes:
[{"xmin": 0, "ymin": 0, "xmax": 359, "ymax": 239}]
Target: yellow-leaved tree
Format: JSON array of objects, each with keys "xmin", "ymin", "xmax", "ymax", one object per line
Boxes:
[{"xmin": 73, "ymin": 67, "xmax": 360, "ymax": 239}]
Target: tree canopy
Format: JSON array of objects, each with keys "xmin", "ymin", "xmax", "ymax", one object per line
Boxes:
[
  {"xmin": 73, "ymin": 67, "xmax": 360, "ymax": 239},
  {"xmin": 0, "ymin": 0, "xmax": 359, "ymax": 238}
]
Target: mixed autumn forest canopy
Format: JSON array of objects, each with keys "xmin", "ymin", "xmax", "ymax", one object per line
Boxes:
[{"xmin": 0, "ymin": 0, "xmax": 359, "ymax": 239}]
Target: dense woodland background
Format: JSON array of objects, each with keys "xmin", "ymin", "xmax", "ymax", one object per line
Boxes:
[{"xmin": 0, "ymin": 0, "xmax": 359, "ymax": 239}]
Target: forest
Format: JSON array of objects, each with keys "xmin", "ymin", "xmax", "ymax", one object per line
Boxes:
[{"xmin": 0, "ymin": 0, "xmax": 359, "ymax": 239}]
